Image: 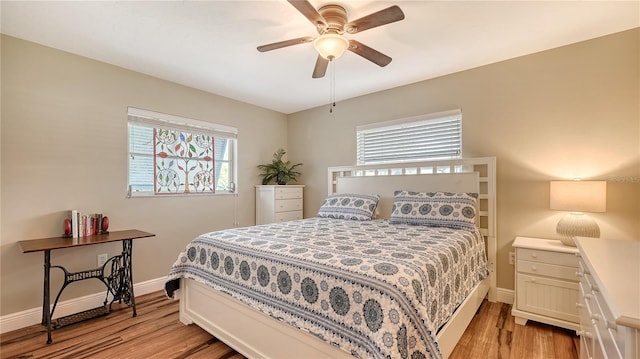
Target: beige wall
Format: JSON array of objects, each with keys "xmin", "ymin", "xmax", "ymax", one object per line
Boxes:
[
  {"xmin": 1, "ymin": 28, "xmax": 638, "ymax": 318},
  {"xmin": 0, "ymin": 35, "xmax": 288, "ymax": 315},
  {"xmin": 287, "ymin": 28, "xmax": 640, "ymax": 291}
]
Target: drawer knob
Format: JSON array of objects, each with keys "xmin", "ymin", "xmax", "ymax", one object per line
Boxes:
[
  {"xmin": 531, "ymin": 253, "xmax": 538, "ymax": 258},
  {"xmin": 584, "ymin": 294, "xmax": 592, "ymax": 301},
  {"xmin": 576, "ymin": 302, "xmax": 583, "ymax": 309},
  {"xmin": 576, "ymin": 271, "xmax": 583, "ymax": 277},
  {"xmin": 590, "ymin": 313, "xmax": 600, "ymax": 323},
  {"xmin": 531, "ymin": 266, "xmax": 537, "ymax": 271}
]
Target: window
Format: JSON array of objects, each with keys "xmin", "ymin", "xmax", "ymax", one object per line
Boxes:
[
  {"xmin": 127, "ymin": 107, "xmax": 237, "ymax": 197},
  {"xmin": 356, "ymin": 109, "xmax": 462, "ymax": 165}
]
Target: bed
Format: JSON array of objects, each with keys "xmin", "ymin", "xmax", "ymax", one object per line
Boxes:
[{"xmin": 165, "ymin": 157, "xmax": 497, "ymax": 359}]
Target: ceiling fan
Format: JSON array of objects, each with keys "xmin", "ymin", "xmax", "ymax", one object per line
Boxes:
[{"xmin": 257, "ymin": 0, "xmax": 405, "ymax": 78}]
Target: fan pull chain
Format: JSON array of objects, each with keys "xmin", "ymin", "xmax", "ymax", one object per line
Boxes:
[
  {"xmin": 329, "ymin": 58, "xmax": 336, "ymax": 113},
  {"xmin": 328, "ymin": 59, "xmax": 332, "ymax": 113}
]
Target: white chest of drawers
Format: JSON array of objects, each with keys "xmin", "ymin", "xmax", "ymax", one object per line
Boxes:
[
  {"xmin": 575, "ymin": 237, "xmax": 639, "ymax": 359},
  {"xmin": 512, "ymin": 236, "xmax": 580, "ymax": 331},
  {"xmin": 255, "ymin": 185, "xmax": 304, "ymax": 225}
]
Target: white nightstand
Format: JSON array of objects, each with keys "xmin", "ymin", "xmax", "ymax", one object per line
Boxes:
[{"xmin": 512, "ymin": 236, "xmax": 580, "ymax": 331}]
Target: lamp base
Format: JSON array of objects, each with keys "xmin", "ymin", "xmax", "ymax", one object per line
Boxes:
[
  {"xmin": 556, "ymin": 213, "xmax": 600, "ymax": 247},
  {"xmin": 559, "ymin": 236, "xmax": 578, "ymax": 247}
]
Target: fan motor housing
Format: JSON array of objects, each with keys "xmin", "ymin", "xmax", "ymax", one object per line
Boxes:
[{"xmin": 318, "ymin": 4, "xmax": 348, "ymax": 34}]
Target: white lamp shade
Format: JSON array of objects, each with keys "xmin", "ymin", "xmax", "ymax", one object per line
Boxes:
[
  {"xmin": 313, "ymin": 33, "xmax": 349, "ymax": 60},
  {"xmin": 550, "ymin": 180, "xmax": 606, "ymax": 213}
]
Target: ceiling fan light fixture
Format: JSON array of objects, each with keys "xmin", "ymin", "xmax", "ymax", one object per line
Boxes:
[{"xmin": 313, "ymin": 33, "xmax": 349, "ymax": 60}]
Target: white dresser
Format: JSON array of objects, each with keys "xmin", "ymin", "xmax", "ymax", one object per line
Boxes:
[
  {"xmin": 255, "ymin": 185, "xmax": 304, "ymax": 225},
  {"xmin": 575, "ymin": 237, "xmax": 639, "ymax": 359},
  {"xmin": 512, "ymin": 236, "xmax": 580, "ymax": 331}
]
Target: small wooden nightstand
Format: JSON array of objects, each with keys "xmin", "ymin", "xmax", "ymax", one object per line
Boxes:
[{"xmin": 512, "ymin": 236, "xmax": 580, "ymax": 331}]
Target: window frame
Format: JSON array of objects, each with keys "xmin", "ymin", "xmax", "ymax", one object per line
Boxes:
[
  {"xmin": 127, "ymin": 107, "xmax": 238, "ymax": 198},
  {"xmin": 356, "ymin": 109, "xmax": 462, "ymax": 165}
]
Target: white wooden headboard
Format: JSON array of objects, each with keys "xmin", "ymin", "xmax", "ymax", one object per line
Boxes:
[{"xmin": 328, "ymin": 157, "xmax": 497, "ymax": 301}]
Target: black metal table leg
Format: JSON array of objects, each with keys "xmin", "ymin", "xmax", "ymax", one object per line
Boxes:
[
  {"xmin": 43, "ymin": 250, "xmax": 52, "ymax": 344},
  {"xmin": 123, "ymin": 239, "xmax": 136, "ymax": 317}
]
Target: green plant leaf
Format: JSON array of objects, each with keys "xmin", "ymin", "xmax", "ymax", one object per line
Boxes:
[{"xmin": 257, "ymin": 148, "xmax": 303, "ymax": 185}]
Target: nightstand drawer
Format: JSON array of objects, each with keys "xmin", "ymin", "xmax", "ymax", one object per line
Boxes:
[
  {"xmin": 275, "ymin": 198, "xmax": 302, "ymax": 212},
  {"xmin": 517, "ymin": 248, "xmax": 577, "ymax": 267},
  {"xmin": 516, "ymin": 273, "xmax": 579, "ymax": 323},
  {"xmin": 517, "ymin": 259, "xmax": 578, "ymax": 281}
]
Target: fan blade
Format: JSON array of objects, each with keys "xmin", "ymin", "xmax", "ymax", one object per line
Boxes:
[
  {"xmin": 345, "ymin": 5, "xmax": 405, "ymax": 34},
  {"xmin": 348, "ymin": 40, "xmax": 392, "ymax": 67},
  {"xmin": 288, "ymin": 0, "xmax": 326, "ymax": 31},
  {"xmin": 312, "ymin": 55, "xmax": 329, "ymax": 78},
  {"xmin": 257, "ymin": 36, "xmax": 314, "ymax": 52}
]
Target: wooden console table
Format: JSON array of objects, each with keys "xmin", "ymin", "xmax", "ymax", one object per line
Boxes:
[{"xmin": 19, "ymin": 229, "xmax": 155, "ymax": 344}]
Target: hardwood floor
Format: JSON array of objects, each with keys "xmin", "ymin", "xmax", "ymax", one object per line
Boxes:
[
  {"xmin": 1, "ymin": 291, "xmax": 579, "ymax": 359},
  {"xmin": 449, "ymin": 298, "xmax": 580, "ymax": 359}
]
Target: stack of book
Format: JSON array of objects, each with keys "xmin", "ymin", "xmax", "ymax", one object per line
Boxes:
[{"xmin": 67, "ymin": 210, "xmax": 107, "ymax": 238}]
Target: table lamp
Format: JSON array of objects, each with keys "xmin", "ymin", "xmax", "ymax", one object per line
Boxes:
[{"xmin": 549, "ymin": 180, "xmax": 606, "ymax": 246}]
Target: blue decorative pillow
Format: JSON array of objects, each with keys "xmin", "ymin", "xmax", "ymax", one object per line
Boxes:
[
  {"xmin": 317, "ymin": 193, "xmax": 380, "ymax": 221},
  {"xmin": 389, "ymin": 190, "xmax": 478, "ymax": 230}
]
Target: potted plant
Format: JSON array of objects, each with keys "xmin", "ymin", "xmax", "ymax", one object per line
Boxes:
[{"xmin": 257, "ymin": 148, "xmax": 303, "ymax": 185}]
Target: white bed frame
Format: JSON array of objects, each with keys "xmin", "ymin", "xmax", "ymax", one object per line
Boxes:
[{"xmin": 177, "ymin": 157, "xmax": 497, "ymax": 358}]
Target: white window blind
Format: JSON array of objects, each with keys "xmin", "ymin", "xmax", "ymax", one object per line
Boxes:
[
  {"xmin": 127, "ymin": 107, "xmax": 238, "ymax": 197},
  {"xmin": 356, "ymin": 110, "xmax": 462, "ymax": 165}
]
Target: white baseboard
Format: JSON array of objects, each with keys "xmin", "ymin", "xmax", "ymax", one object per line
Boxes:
[
  {"xmin": 496, "ymin": 287, "xmax": 514, "ymax": 305},
  {"xmin": 0, "ymin": 276, "xmax": 166, "ymax": 334}
]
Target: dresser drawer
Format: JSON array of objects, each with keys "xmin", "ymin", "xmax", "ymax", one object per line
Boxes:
[
  {"xmin": 275, "ymin": 187, "xmax": 303, "ymax": 199},
  {"xmin": 517, "ymin": 248, "xmax": 577, "ymax": 267},
  {"xmin": 275, "ymin": 211, "xmax": 302, "ymax": 222},
  {"xmin": 517, "ymin": 259, "xmax": 579, "ymax": 281},
  {"xmin": 593, "ymin": 288, "xmax": 626, "ymax": 357},
  {"xmin": 275, "ymin": 199, "xmax": 302, "ymax": 212},
  {"xmin": 595, "ymin": 321, "xmax": 623, "ymax": 359},
  {"xmin": 577, "ymin": 264, "xmax": 600, "ymax": 296},
  {"xmin": 592, "ymin": 326, "xmax": 607, "ymax": 359},
  {"xmin": 578, "ymin": 283, "xmax": 595, "ymax": 359}
]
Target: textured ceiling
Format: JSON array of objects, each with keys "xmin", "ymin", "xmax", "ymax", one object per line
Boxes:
[{"xmin": 2, "ymin": 1, "xmax": 638, "ymax": 114}]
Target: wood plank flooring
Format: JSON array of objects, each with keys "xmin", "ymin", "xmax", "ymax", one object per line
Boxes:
[
  {"xmin": 449, "ymin": 296, "xmax": 579, "ymax": 359},
  {"xmin": 1, "ymin": 290, "xmax": 579, "ymax": 358}
]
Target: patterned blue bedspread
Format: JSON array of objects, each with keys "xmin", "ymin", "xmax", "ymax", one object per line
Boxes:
[{"xmin": 166, "ymin": 218, "xmax": 488, "ymax": 359}]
